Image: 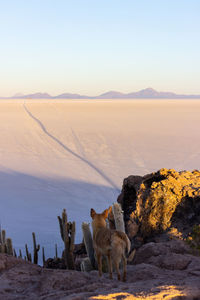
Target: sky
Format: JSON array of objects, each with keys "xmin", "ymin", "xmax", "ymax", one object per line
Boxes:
[{"xmin": 0, "ymin": 0, "xmax": 199, "ymax": 97}]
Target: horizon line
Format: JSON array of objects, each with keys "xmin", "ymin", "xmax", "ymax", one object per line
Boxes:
[{"xmin": 1, "ymin": 87, "xmax": 200, "ymax": 99}]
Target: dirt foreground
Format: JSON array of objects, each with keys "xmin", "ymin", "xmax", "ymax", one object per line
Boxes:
[{"xmin": 1, "ymin": 238, "xmax": 200, "ymax": 300}]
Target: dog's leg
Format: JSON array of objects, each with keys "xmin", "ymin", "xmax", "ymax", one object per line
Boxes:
[
  {"xmin": 97, "ymin": 252, "xmax": 102, "ymax": 277},
  {"xmin": 107, "ymin": 252, "xmax": 113, "ymax": 279},
  {"xmin": 122, "ymin": 254, "xmax": 127, "ymax": 282},
  {"xmin": 114, "ymin": 259, "xmax": 120, "ymax": 281}
]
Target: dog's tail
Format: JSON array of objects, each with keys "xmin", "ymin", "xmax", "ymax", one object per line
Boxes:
[
  {"xmin": 124, "ymin": 234, "xmax": 131, "ymax": 256},
  {"xmin": 116, "ymin": 231, "xmax": 131, "ymax": 256},
  {"xmin": 116, "ymin": 231, "xmax": 136, "ymax": 262}
]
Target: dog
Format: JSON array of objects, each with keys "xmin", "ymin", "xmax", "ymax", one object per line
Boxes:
[{"xmin": 90, "ymin": 207, "xmax": 130, "ymax": 281}]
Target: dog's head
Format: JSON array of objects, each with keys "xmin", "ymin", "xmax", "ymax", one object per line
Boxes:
[{"xmin": 90, "ymin": 206, "xmax": 112, "ymax": 229}]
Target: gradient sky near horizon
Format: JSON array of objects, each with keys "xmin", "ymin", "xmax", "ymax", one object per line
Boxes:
[{"xmin": 0, "ymin": 0, "xmax": 200, "ymax": 97}]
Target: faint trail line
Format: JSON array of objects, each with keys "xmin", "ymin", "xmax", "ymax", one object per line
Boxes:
[
  {"xmin": 71, "ymin": 127, "xmax": 86, "ymax": 159},
  {"xmin": 23, "ymin": 102, "xmax": 120, "ymax": 192}
]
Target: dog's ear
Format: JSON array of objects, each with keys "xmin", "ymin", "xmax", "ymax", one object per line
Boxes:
[
  {"xmin": 102, "ymin": 208, "xmax": 109, "ymax": 219},
  {"xmin": 90, "ymin": 208, "xmax": 96, "ymax": 219},
  {"xmin": 108, "ymin": 206, "xmax": 112, "ymax": 215}
]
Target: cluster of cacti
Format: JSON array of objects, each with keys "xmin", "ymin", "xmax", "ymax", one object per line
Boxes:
[
  {"xmin": 0, "ymin": 228, "xmax": 14, "ymax": 255},
  {"xmin": 0, "ymin": 204, "xmax": 126, "ymax": 272},
  {"xmin": 24, "ymin": 232, "xmax": 40, "ymax": 263},
  {"xmin": 0, "ymin": 228, "xmax": 42, "ymax": 263},
  {"xmin": 58, "ymin": 208, "xmax": 76, "ymax": 270}
]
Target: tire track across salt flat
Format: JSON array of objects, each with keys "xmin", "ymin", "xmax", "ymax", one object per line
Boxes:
[
  {"xmin": 70, "ymin": 127, "xmax": 86, "ymax": 159},
  {"xmin": 23, "ymin": 101, "xmax": 120, "ymax": 192}
]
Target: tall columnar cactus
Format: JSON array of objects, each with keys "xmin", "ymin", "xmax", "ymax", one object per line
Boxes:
[
  {"xmin": 55, "ymin": 244, "xmax": 58, "ymax": 259},
  {"xmin": 0, "ymin": 229, "xmax": 6, "ymax": 253},
  {"xmin": 32, "ymin": 232, "xmax": 40, "ymax": 264},
  {"xmin": 82, "ymin": 222, "xmax": 95, "ymax": 268},
  {"xmin": 58, "ymin": 209, "xmax": 75, "ymax": 270},
  {"xmin": 6, "ymin": 238, "xmax": 13, "ymax": 255},
  {"xmin": 113, "ymin": 202, "xmax": 125, "ymax": 233},
  {"xmin": 19, "ymin": 249, "xmax": 22, "ymax": 258},
  {"xmin": 42, "ymin": 247, "xmax": 45, "ymax": 266},
  {"xmin": 0, "ymin": 226, "xmax": 2, "ymax": 244},
  {"xmin": 1, "ymin": 229, "xmax": 6, "ymax": 253},
  {"xmin": 25, "ymin": 244, "xmax": 32, "ymax": 262}
]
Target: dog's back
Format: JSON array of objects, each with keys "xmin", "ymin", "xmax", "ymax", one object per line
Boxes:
[{"xmin": 93, "ymin": 227, "xmax": 130, "ymax": 257}]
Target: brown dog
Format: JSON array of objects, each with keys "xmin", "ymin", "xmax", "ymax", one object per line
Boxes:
[{"xmin": 90, "ymin": 207, "xmax": 130, "ymax": 281}]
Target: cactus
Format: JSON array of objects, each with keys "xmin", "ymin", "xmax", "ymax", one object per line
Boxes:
[
  {"xmin": 25, "ymin": 244, "xmax": 32, "ymax": 262},
  {"xmin": 0, "ymin": 229, "xmax": 14, "ymax": 255},
  {"xmin": 113, "ymin": 202, "xmax": 125, "ymax": 233},
  {"xmin": 13, "ymin": 249, "xmax": 17, "ymax": 257},
  {"xmin": 1, "ymin": 229, "xmax": 6, "ymax": 244},
  {"xmin": 55, "ymin": 244, "xmax": 58, "ymax": 259},
  {"xmin": 19, "ymin": 249, "xmax": 22, "ymax": 258},
  {"xmin": 42, "ymin": 247, "xmax": 45, "ymax": 266},
  {"xmin": 6, "ymin": 238, "xmax": 13, "ymax": 255},
  {"xmin": 80, "ymin": 257, "xmax": 93, "ymax": 272},
  {"xmin": 32, "ymin": 232, "xmax": 40, "ymax": 264},
  {"xmin": 0, "ymin": 225, "xmax": 2, "ymax": 244},
  {"xmin": 82, "ymin": 222, "xmax": 96, "ymax": 268},
  {"xmin": 58, "ymin": 209, "xmax": 75, "ymax": 270}
]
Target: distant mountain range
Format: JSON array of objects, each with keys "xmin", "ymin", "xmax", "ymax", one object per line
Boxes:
[{"xmin": 1, "ymin": 88, "xmax": 200, "ymax": 99}]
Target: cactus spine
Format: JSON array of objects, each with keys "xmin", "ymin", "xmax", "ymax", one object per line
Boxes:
[{"xmin": 58, "ymin": 209, "xmax": 75, "ymax": 270}]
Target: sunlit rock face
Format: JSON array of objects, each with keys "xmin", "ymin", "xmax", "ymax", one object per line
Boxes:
[{"xmin": 118, "ymin": 168, "xmax": 200, "ymax": 242}]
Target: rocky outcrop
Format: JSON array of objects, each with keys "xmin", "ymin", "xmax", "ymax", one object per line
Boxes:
[{"xmin": 118, "ymin": 168, "xmax": 200, "ymax": 244}]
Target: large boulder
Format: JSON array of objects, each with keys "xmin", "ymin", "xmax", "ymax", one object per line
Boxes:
[{"xmin": 118, "ymin": 168, "xmax": 200, "ymax": 242}]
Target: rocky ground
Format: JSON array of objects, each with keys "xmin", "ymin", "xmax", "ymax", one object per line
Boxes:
[
  {"xmin": 1, "ymin": 238, "xmax": 200, "ymax": 299},
  {"xmin": 1, "ymin": 168, "xmax": 200, "ymax": 299}
]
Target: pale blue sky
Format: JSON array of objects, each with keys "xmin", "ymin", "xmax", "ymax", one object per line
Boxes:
[{"xmin": 0, "ymin": 0, "xmax": 199, "ymax": 96}]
